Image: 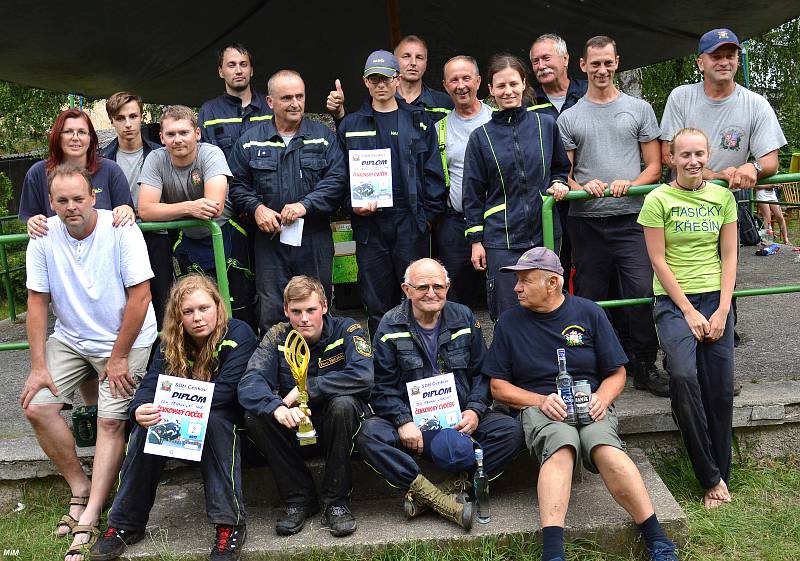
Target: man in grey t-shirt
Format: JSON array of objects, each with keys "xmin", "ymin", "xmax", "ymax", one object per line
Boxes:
[
  {"xmin": 138, "ymin": 105, "xmax": 256, "ymax": 327},
  {"xmin": 434, "ymin": 55, "xmax": 493, "ymax": 307},
  {"xmin": 660, "ymin": 28, "xmax": 786, "ymax": 201},
  {"xmin": 558, "ymin": 36, "xmax": 668, "ymax": 397}
]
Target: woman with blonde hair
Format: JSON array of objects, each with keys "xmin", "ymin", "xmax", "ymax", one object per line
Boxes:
[
  {"xmin": 638, "ymin": 128, "xmax": 738, "ymax": 510},
  {"xmin": 90, "ymin": 274, "xmax": 256, "ymax": 561}
]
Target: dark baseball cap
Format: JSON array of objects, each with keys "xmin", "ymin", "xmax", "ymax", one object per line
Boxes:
[
  {"xmin": 500, "ymin": 247, "xmax": 564, "ymax": 276},
  {"xmin": 698, "ymin": 28, "xmax": 741, "ymax": 54},
  {"xmin": 363, "ymin": 50, "xmax": 399, "ymax": 77},
  {"xmin": 423, "ymin": 428, "xmax": 475, "ymax": 472}
]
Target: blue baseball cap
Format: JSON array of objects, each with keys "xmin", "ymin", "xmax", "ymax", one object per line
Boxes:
[
  {"xmin": 363, "ymin": 50, "xmax": 399, "ymax": 77},
  {"xmin": 423, "ymin": 428, "xmax": 475, "ymax": 472},
  {"xmin": 698, "ymin": 28, "xmax": 741, "ymax": 54}
]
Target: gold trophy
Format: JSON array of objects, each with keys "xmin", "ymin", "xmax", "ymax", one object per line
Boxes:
[{"xmin": 283, "ymin": 329, "xmax": 317, "ymax": 445}]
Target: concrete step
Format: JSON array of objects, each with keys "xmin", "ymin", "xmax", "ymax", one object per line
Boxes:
[{"xmin": 116, "ymin": 448, "xmax": 685, "ymax": 560}]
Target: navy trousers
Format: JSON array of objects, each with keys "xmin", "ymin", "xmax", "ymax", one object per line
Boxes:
[
  {"xmin": 654, "ymin": 292, "xmax": 734, "ymax": 488},
  {"xmin": 434, "ymin": 210, "xmax": 483, "ymax": 309},
  {"xmin": 354, "ymin": 212, "xmax": 429, "ymax": 336},
  {"xmin": 108, "ymin": 409, "xmax": 245, "ymax": 531},
  {"xmin": 355, "ymin": 411, "xmax": 525, "ymax": 489}
]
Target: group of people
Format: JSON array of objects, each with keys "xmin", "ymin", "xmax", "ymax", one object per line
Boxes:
[{"xmin": 17, "ymin": 24, "xmax": 787, "ymax": 561}]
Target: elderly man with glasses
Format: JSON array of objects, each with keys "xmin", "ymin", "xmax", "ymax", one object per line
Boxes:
[{"xmin": 355, "ymin": 257, "xmax": 524, "ymax": 530}]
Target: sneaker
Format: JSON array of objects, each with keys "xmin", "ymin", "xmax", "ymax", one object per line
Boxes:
[
  {"xmin": 89, "ymin": 527, "xmax": 145, "ymax": 561},
  {"xmin": 634, "ymin": 362, "xmax": 670, "ymax": 398},
  {"xmin": 210, "ymin": 524, "xmax": 246, "ymax": 561},
  {"xmin": 322, "ymin": 504, "xmax": 357, "ymax": 537},
  {"xmin": 646, "ymin": 539, "xmax": 679, "ymax": 561},
  {"xmin": 275, "ymin": 504, "xmax": 319, "ymax": 536}
]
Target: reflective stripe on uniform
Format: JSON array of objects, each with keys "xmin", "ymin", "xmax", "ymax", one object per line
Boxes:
[
  {"xmin": 380, "ymin": 331, "xmax": 412, "ymax": 343},
  {"xmin": 535, "ymin": 112, "xmax": 545, "ymax": 181},
  {"xmin": 425, "ymin": 107, "xmax": 451, "ymax": 114},
  {"xmin": 464, "ymin": 225, "xmax": 483, "ymax": 236},
  {"xmin": 228, "ymin": 218, "xmax": 246, "ymax": 237},
  {"xmin": 437, "ymin": 115, "xmax": 450, "ymax": 189},
  {"xmin": 242, "ymin": 139, "xmax": 286, "ymax": 149},
  {"xmin": 324, "ymin": 338, "xmax": 344, "ymax": 352},
  {"xmin": 484, "ymin": 204, "xmax": 506, "ymax": 218},
  {"xmin": 450, "ymin": 328, "xmax": 471, "ymax": 341},
  {"xmin": 481, "ymin": 125, "xmax": 511, "ymax": 248},
  {"xmin": 203, "ymin": 117, "xmax": 242, "ymax": 127},
  {"xmin": 303, "ymin": 138, "xmax": 329, "ymax": 146},
  {"xmin": 345, "ymin": 130, "xmax": 377, "ymax": 137},
  {"xmin": 250, "ymin": 115, "xmax": 273, "ymax": 122},
  {"xmin": 277, "ymin": 344, "xmax": 287, "ymax": 352},
  {"xmin": 528, "ymin": 103, "xmax": 553, "ymax": 111},
  {"xmin": 419, "ymin": 122, "xmax": 427, "ymax": 131}
]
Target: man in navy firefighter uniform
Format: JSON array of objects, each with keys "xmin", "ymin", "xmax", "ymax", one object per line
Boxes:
[
  {"xmin": 355, "ymin": 258, "xmax": 524, "ymax": 531},
  {"xmin": 239, "ymin": 276, "xmax": 373, "ymax": 538},
  {"xmin": 337, "ymin": 50, "xmax": 447, "ymax": 337}
]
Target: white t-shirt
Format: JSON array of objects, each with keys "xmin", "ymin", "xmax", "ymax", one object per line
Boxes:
[{"xmin": 26, "ymin": 210, "xmax": 157, "ymax": 357}]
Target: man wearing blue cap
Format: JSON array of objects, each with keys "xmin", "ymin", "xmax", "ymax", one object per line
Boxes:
[
  {"xmin": 484, "ymin": 247, "xmax": 680, "ymax": 561},
  {"xmin": 356, "ymin": 258, "xmax": 524, "ymax": 530},
  {"xmin": 660, "ymin": 28, "xmax": 786, "ymax": 195},
  {"xmin": 337, "ymin": 51, "xmax": 447, "ymax": 336}
]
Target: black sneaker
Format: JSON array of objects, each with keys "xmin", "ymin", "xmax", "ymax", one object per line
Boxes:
[
  {"xmin": 634, "ymin": 362, "xmax": 671, "ymax": 398},
  {"xmin": 210, "ymin": 524, "xmax": 246, "ymax": 561},
  {"xmin": 276, "ymin": 504, "xmax": 319, "ymax": 536},
  {"xmin": 322, "ymin": 504, "xmax": 357, "ymax": 537},
  {"xmin": 89, "ymin": 527, "xmax": 144, "ymax": 561}
]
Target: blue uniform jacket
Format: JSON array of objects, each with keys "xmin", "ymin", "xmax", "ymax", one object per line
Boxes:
[
  {"xmin": 128, "ymin": 319, "xmax": 257, "ymax": 424},
  {"xmin": 532, "ymin": 79, "xmax": 588, "ymax": 120},
  {"xmin": 228, "ymin": 118, "xmax": 347, "ymax": 233},
  {"xmin": 371, "ymin": 299, "xmax": 490, "ymax": 428},
  {"xmin": 198, "ymin": 89, "xmax": 273, "ymax": 159},
  {"xmin": 462, "ymin": 105, "xmax": 571, "ymax": 250},
  {"xmin": 406, "ymin": 85, "xmax": 454, "ymax": 123},
  {"xmin": 100, "ymin": 137, "xmax": 161, "ymax": 161},
  {"xmin": 337, "ymin": 98, "xmax": 446, "ymax": 234},
  {"xmin": 238, "ymin": 315, "xmax": 374, "ymax": 418}
]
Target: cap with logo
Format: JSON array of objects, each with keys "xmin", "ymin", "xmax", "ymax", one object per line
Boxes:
[
  {"xmin": 363, "ymin": 50, "xmax": 399, "ymax": 77},
  {"xmin": 500, "ymin": 246, "xmax": 564, "ymax": 276},
  {"xmin": 698, "ymin": 28, "xmax": 741, "ymax": 54}
]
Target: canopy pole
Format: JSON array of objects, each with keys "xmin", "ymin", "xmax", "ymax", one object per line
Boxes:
[
  {"xmin": 741, "ymin": 40, "xmax": 751, "ymax": 89},
  {"xmin": 387, "ymin": 0, "xmax": 401, "ymax": 48}
]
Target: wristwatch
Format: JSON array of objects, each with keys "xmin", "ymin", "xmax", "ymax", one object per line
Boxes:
[{"xmin": 750, "ymin": 161, "xmax": 762, "ymax": 174}]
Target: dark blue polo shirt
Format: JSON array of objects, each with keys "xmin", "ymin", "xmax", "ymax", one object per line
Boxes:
[{"xmin": 483, "ymin": 294, "xmax": 627, "ymax": 395}]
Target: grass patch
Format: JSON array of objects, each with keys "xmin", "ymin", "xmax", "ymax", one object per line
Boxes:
[{"xmin": 1, "ymin": 454, "xmax": 799, "ymax": 560}]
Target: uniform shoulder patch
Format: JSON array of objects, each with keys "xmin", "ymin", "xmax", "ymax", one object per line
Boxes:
[
  {"xmin": 353, "ymin": 335, "xmax": 372, "ymax": 357},
  {"xmin": 346, "ymin": 322, "xmax": 362, "ymax": 333}
]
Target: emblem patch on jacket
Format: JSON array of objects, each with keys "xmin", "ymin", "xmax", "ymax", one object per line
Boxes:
[
  {"xmin": 353, "ymin": 335, "xmax": 372, "ymax": 357},
  {"xmin": 191, "ymin": 169, "xmax": 203, "ymax": 186},
  {"xmin": 561, "ymin": 324, "xmax": 586, "ymax": 346},
  {"xmin": 319, "ymin": 353, "xmax": 344, "ymax": 368}
]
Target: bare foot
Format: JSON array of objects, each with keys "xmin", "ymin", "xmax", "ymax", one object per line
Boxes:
[{"xmin": 703, "ymin": 480, "xmax": 731, "ymax": 509}]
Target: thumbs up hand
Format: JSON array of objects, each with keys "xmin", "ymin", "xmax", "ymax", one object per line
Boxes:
[{"xmin": 326, "ymin": 78, "xmax": 346, "ymax": 119}]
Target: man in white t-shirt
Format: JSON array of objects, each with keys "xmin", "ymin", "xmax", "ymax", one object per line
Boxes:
[
  {"xmin": 20, "ymin": 164, "xmax": 157, "ymax": 559},
  {"xmin": 433, "ymin": 55, "xmax": 493, "ymax": 307}
]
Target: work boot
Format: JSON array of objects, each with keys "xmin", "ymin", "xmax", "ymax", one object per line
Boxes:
[
  {"xmin": 275, "ymin": 504, "xmax": 319, "ymax": 536},
  {"xmin": 634, "ymin": 361, "xmax": 670, "ymax": 397},
  {"xmin": 408, "ymin": 474, "xmax": 473, "ymax": 530},
  {"xmin": 403, "ymin": 472, "xmax": 470, "ymax": 519},
  {"xmin": 321, "ymin": 504, "xmax": 357, "ymax": 537}
]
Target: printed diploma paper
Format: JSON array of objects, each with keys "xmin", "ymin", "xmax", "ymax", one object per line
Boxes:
[
  {"xmin": 144, "ymin": 375, "xmax": 215, "ymax": 461},
  {"xmin": 349, "ymin": 148, "xmax": 393, "ymax": 208},
  {"xmin": 406, "ymin": 372, "xmax": 462, "ymax": 431}
]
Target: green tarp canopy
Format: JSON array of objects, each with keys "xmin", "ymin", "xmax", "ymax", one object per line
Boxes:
[{"xmin": 0, "ymin": 0, "xmax": 797, "ymax": 111}]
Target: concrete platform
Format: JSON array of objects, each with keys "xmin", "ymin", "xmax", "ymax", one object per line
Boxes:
[{"xmin": 115, "ymin": 448, "xmax": 684, "ymax": 560}]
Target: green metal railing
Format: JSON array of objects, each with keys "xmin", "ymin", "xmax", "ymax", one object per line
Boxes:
[
  {"xmin": 0, "ymin": 219, "xmax": 230, "ymax": 351},
  {"xmin": 0, "ymin": 215, "xmax": 26, "ymax": 321},
  {"xmin": 540, "ymin": 173, "xmax": 800, "ymax": 309}
]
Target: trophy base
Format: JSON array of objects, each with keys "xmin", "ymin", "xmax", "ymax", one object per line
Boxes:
[{"xmin": 297, "ymin": 429, "xmax": 317, "ymax": 446}]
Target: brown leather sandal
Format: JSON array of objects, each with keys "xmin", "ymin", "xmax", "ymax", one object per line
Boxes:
[
  {"xmin": 54, "ymin": 496, "xmax": 89, "ymax": 537},
  {"xmin": 64, "ymin": 524, "xmax": 99, "ymax": 560}
]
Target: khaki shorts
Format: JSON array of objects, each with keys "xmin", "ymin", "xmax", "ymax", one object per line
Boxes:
[
  {"xmin": 29, "ymin": 337, "xmax": 151, "ymax": 420},
  {"xmin": 521, "ymin": 404, "xmax": 625, "ymax": 473}
]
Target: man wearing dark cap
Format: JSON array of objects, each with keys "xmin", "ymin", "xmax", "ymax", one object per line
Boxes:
[
  {"xmin": 356, "ymin": 258, "xmax": 524, "ymax": 530},
  {"xmin": 484, "ymin": 247, "xmax": 680, "ymax": 561},
  {"xmin": 337, "ymin": 51, "xmax": 446, "ymax": 336},
  {"xmin": 660, "ymin": 28, "xmax": 786, "ymax": 194}
]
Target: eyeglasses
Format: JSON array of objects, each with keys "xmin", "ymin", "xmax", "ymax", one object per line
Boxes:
[
  {"xmin": 60, "ymin": 129, "xmax": 90, "ymax": 138},
  {"xmin": 366, "ymin": 75, "xmax": 395, "ymax": 86},
  {"xmin": 405, "ymin": 282, "xmax": 448, "ymax": 294}
]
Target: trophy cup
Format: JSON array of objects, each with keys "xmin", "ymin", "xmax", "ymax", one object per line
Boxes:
[{"xmin": 283, "ymin": 329, "xmax": 317, "ymax": 445}]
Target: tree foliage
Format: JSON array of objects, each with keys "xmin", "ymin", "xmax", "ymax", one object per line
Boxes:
[{"xmin": 0, "ymin": 82, "xmax": 65, "ymax": 155}]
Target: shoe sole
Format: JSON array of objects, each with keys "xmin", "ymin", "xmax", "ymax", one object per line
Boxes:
[
  {"xmin": 90, "ymin": 534, "xmax": 145, "ymax": 561},
  {"xmin": 329, "ymin": 521, "xmax": 357, "ymax": 537}
]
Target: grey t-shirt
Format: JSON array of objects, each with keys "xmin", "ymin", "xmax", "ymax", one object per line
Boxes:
[
  {"xmin": 546, "ymin": 94, "xmax": 567, "ymax": 113},
  {"xmin": 115, "ymin": 147, "xmax": 145, "ymax": 208},
  {"xmin": 660, "ymin": 83, "xmax": 787, "ymax": 172},
  {"xmin": 139, "ymin": 143, "xmax": 233, "ymax": 238},
  {"xmin": 439, "ymin": 103, "xmax": 493, "ymax": 212},
  {"xmin": 558, "ymin": 92, "xmax": 660, "ymax": 217}
]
